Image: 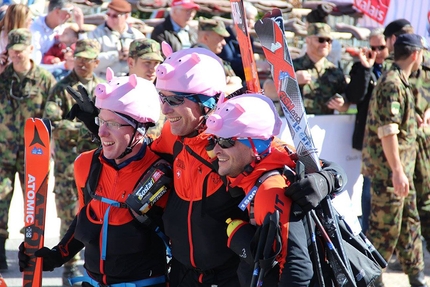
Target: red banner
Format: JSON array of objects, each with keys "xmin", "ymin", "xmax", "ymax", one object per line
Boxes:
[{"xmin": 354, "ymin": 0, "xmax": 390, "ymax": 24}]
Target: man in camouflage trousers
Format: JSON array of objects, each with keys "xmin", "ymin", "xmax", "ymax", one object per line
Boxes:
[
  {"xmin": 44, "ymin": 39, "xmax": 103, "ymax": 286},
  {"xmin": 361, "ymin": 34, "xmax": 427, "ymax": 287},
  {"xmin": 127, "ymin": 38, "xmax": 165, "ymax": 138},
  {"xmin": 0, "ymin": 28, "xmax": 56, "ymax": 270},
  {"xmin": 383, "ymin": 19, "xmax": 430, "ymax": 256}
]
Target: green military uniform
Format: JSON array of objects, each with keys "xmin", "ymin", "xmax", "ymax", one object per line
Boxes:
[
  {"xmin": 0, "ymin": 29, "xmax": 56, "ymax": 248},
  {"xmin": 43, "ymin": 39, "xmax": 103, "ymax": 282},
  {"xmin": 409, "ymin": 50, "xmax": 430, "ymax": 253},
  {"xmin": 293, "ymin": 23, "xmax": 347, "ymax": 115},
  {"xmin": 293, "ymin": 54, "xmax": 347, "ymax": 115},
  {"xmin": 361, "ymin": 63, "xmax": 423, "ymax": 274},
  {"xmin": 129, "ymin": 38, "xmax": 166, "ymax": 138}
]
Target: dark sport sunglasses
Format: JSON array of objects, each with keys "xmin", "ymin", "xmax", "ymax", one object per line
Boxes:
[
  {"xmin": 213, "ymin": 137, "xmax": 237, "ymax": 149},
  {"xmin": 159, "ymin": 91, "xmax": 198, "ymax": 107},
  {"xmin": 370, "ymin": 45, "xmax": 386, "ymax": 51},
  {"xmin": 317, "ymin": 37, "xmax": 332, "ymax": 44}
]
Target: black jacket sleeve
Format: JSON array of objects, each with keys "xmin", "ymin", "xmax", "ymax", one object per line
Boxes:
[{"xmin": 345, "ymin": 62, "xmax": 372, "ymax": 104}]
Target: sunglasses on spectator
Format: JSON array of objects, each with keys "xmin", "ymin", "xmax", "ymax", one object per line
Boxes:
[
  {"xmin": 106, "ymin": 12, "xmax": 125, "ymax": 18},
  {"xmin": 370, "ymin": 45, "xmax": 386, "ymax": 51},
  {"xmin": 159, "ymin": 91, "xmax": 198, "ymax": 107},
  {"xmin": 317, "ymin": 37, "xmax": 332, "ymax": 44},
  {"xmin": 213, "ymin": 137, "xmax": 237, "ymax": 149}
]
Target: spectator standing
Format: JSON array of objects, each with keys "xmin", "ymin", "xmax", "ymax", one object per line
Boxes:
[
  {"xmin": 43, "ymin": 38, "xmax": 103, "ymax": 285},
  {"xmin": 0, "ymin": 28, "xmax": 56, "ymax": 271},
  {"xmin": 193, "ymin": 17, "xmax": 243, "ymax": 95},
  {"xmin": 263, "ymin": 23, "xmax": 348, "ymax": 114},
  {"xmin": 127, "ymin": 38, "xmax": 165, "ymax": 138},
  {"xmin": 151, "ymin": 0, "xmax": 199, "ymax": 52},
  {"xmin": 361, "ymin": 34, "xmax": 427, "ymax": 287},
  {"xmin": 345, "ymin": 28, "xmax": 389, "ymax": 234},
  {"xmin": 0, "ymin": 4, "xmax": 33, "ymax": 73},
  {"xmin": 383, "ymin": 19, "xmax": 430, "ymax": 256},
  {"xmin": 30, "ymin": 0, "xmax": 84, "ymax": 72},
  {"xmin": 87, "ymin": 0, "xmax": 145, "ymax": 78},
  {"xmin": 42, "ymin": 26, "xmax": 79, "ymax": 81}
]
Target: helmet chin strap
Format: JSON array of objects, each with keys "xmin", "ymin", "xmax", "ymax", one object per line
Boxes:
[{"xmin": 116, "ymin": 126, "xmax": 141, "ymax": 160}]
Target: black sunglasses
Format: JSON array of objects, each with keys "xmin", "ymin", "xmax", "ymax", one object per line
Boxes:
[
  {"xmin": 317, "ymin": 37, "xmax": 332, "ymax": 44},
  {"xmin": 213, "ymin": 137, "xmax": 237, "ymax": 149},
  {"xmin": 370, "ymin": 45, "xmax": 386, "ymax": 51},
  {"xmin": 159, "ymin": 91, "xmax": 198, "ymax": 107}
]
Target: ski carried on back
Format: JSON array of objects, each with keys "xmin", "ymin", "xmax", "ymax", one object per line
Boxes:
[
  {"xmin": 255, "ymin": 10, "xmax": 358, "ymax": 287},
  {"xmin": 22, "ymin": 118, "xmax": 51, "ymax": 287},
  {"xmin": 229, "ymin": 0, "xmax": 260, "ymax": 92}
]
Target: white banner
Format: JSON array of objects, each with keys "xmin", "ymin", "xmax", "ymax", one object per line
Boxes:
[{"xmin": 279, "ymin": 114, "xmax": 364, "ymax": 217}]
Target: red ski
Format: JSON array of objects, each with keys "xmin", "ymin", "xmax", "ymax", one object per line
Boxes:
[
  {"xmin": 22, "ymin": 118, "xmax": 51, "ymax": 287},
  {"xmin": 229, "ymin": 0, "xmax": 261, "ymax": 92}
]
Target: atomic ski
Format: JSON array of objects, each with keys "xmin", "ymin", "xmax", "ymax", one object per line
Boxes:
[
  {"xmin": 22, "ymin": 118, "xmax": 51, "ymax": 287},
  {"xmin": 229, "ymin": 0, "xmax": 260, "ymax": 92},
  {"xmin": 255, "ymin": 10, "xmax": 358, "ymax": 287}
]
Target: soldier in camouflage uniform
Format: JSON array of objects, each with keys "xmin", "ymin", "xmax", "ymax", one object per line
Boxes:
[
  {"xmin": 0, "ymin": 28, "xmax": 56, "ymax": 270},
  {"xmin": 193, "ymin": 17, "xmax": 243, "ymax": 95},
  {"xmin": 292, "ymin": 23, "xmax": 348, "ymax": 115},
  {"xmin": 127, "ymin": 38, "xmax": 165, "ymax": 138},
  {"xmin": 43, "ymin": 39, "xmax": 103, "ymax": 286},
  {"xmin": 383, "ymin": 19, "xmax": 430, "ymax": 255},
  {"xmin": 361, "ymin": 34, "xmax": 427, "ymax": 287}
]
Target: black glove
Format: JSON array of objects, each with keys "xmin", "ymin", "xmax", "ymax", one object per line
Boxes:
[
  {"xmin": 18, "ymin": 242, "xmax": 64, "ymax": 272},
  {"xmin": 284, "ymin": 170, "xmax": 335, "ymax": 214},
  {"xmin": 65, "ymin": 85, "xmax": 100, "ymax": 137}
]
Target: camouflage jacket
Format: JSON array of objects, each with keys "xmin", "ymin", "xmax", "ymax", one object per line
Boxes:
[
  {"xmin": 293, "ymin": 54, "xmax": 347, "ymax": 115},
  {"xmin": 44, "ymin": 70, "xmax": 104, "ymax": 153},
  {"xmin": 0, "ymin": 61, "xmax": 56, "ymax": 165},
  {"xmin": 361, "ymin": 64, "xmax": 417, "ymax": 183}
]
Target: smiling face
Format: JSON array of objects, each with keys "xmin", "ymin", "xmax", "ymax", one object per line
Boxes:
[
  {"xmin": 159, "ymin": 90, "xmax": 203, "ymax": 136},
  {"xmin": 98, "ymin": 109, "xmax": 141, "ymax": 164},
  {"xmin": 213, "ymin": 139, "xmax": 254, "ymax": 177}
]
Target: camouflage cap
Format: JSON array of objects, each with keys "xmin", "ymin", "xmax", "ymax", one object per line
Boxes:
[
  {"xmin": 74, "ymin": 39, "xmax": 101, "ymax": 59},
  {"xmin": 198, "ymin": 17, "xmax": 230, "ymax": 38},
  {"xmin": 7, "ymin": 28, "xmax": 32, "ymax": 51},
  {"xmin": 129, "ymin": 39, "xmax": 164, "ymax": 62},
  {"xmin": 307, "ymin": 22, "xmax": 332, "ymax": 39}
]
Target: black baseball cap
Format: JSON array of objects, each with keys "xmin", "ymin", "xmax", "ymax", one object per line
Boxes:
[
  {"xmin": 383, "ymin": 19, "xmax": 412, "ymax": 37},
  {"xmin": 394, "ymin": 34, "xmax": 427, "ymax": 49}
]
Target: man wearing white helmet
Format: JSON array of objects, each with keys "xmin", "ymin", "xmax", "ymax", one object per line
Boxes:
[{"xmin": 18, "ymin": 68, "xmax": 171, "ymax": 287}]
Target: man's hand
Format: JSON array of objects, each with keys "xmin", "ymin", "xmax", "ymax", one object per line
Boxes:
[
  {"xmin": 358, "ymin": 47, "xmax": 376, "ymax": 69},
  {"xmin": 296, "ymin": 70, "xmax": 312, "ymax": 85},
  {"xmin": 66, "ymin": 85, "xmax": 100, "ymax": 137},
  {"xmin": 392, "ymin": 169, "xmax": 409, "ymax": 197}
]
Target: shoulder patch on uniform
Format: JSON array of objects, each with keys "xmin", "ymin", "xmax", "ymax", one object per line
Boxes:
[{"xmin": 391, "ymin": 101, "xmax": 400, "ymax": 115}]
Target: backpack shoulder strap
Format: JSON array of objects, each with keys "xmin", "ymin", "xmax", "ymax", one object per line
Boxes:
[{"xmin": 83, "ymin": 147, "xmax": 103, "ymax": 204}]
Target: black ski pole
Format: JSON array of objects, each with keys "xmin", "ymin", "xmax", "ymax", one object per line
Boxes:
[
  {"xmin": 256, "ymin": 210, "xmax": 280, "ymax": 286},
  {"xmin": 296, "ymin": 161, "xmax": 325, "ymax": 287},
  {"xmin": 359, "ymin": 232, "xmax": 388, "ymax": 268},
  {"xmin": 311, "ymin": 211, "xmax": 357, "ymax": 287},
  {"xmin": 250, "ymin": 213, "xmax": 270, "ymax": 287}
]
